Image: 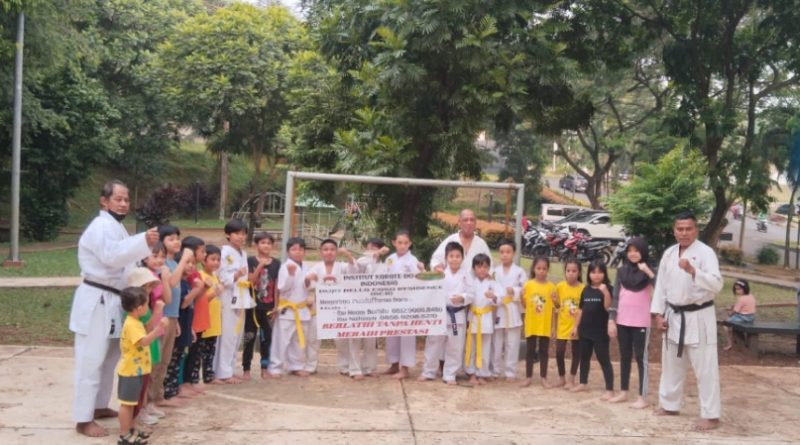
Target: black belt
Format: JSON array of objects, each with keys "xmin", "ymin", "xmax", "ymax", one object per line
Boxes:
[
  {"xmin": 446, "ymin": 306, "xmax": 467, "ymax": 335},
  {"xmin": 668, "ymin": 300, "xmax": 715, "ymax": 358},
  {"xmin": 84, "ymin": 279, "xmax": 121, "ymax": 305}
]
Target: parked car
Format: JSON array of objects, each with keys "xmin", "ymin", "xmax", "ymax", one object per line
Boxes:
[
  {"xmin": 775, "ymin": 203, "xmax": 800, "ymax": 215},
  {"xmin": 540, "ymin": 204, "xmax": 593, "ymax": 222},
  {"xmin": 617, "ymin": 171, "xmax": 630, "ymax": 181},
  {"xmin": 558, "ymin": 174, "xmax": 588, "ymax": 192},
  {"xmin": 569, "ymin": 213, "xmax": 626, "ymax": 240}
]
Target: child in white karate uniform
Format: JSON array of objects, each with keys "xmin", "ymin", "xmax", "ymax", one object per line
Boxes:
[
  {"xmin": 305, "ymin": 239, "xmax": 358, "ymax": 375},
  {"xmin": 268, "ymin": 237, "xmax": 312, "ymax": 377},
  {"xmin": 491, "ymin": 240, "xmax": 526, "ymax": 381},
  {"xmin": 465, "ymin": 253, "xmax": 503, "ymax": 385},
  {"xmin": 383, "ymin": 229, "xmax": 424, "ymax": 380},
  {"xmin": 418, "ymin": 242, "xmax": 472, "ymax": 385}
]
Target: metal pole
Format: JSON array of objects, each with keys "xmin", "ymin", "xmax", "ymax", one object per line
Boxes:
[
  {"xmin": 281, "ymin": 172, "xmax": 295, "ymax": 260},
  {"xmin": 8, "ymin": 12, "xmax": 24, "ymax": 265},
  {"xmin": 515, "ymin": 184, "xmax": 524, "ymax": 265}
]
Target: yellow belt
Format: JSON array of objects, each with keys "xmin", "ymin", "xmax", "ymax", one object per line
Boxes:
[
  {"xmin": 501, "ymin": 296, "xmax": 514, "ymax": 329},
  {"xmin": 464, "ymin": 305, "xmax": 495, "ymax": 369},
  {"xmin": 276, "ymin": 300, "xmax": 308, "ymax": 348},
  {"xmin": 236, "ymin": 280, "xmax": 255, "ymax": 303}
]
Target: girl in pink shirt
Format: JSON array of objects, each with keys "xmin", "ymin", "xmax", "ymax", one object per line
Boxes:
[
  {"xmin": 724, "ymin": 279, "xmax": 756, "ymax": 350},
  {"xmin": 608, "ymin": 237, "xmax": 655, "ymax": 408}
]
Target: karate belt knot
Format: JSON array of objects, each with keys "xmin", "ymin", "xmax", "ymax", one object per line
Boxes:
[
  {"xmin": 276, "ymin": 300, "xmax": 309, "ymax": 348},
  {"xmin": 464, "ymin": 305, "xmax": 495, "ymax": 368},
  {"xmin": 446, "ymin": 305, "xmax": 467, "ymax": 335},
  {"xmin": 500, "ymin": 296, "xmax": 515, "ymax": 328},
  {"xmin": 667, "ymin": 300, "xmax": 714, "ymax": 358},
  {"xmin": 236, "ymin": 280, "xmax": 255, "ymax": 303}
]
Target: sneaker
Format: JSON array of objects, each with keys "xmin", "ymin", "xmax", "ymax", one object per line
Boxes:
[
  {"xmin": 147, "ymin": 404, "xmax": 166, "ymax": 418},
  {"xmin": 139, "ymin": 412, "xmax": 159, "ymax": 425}
]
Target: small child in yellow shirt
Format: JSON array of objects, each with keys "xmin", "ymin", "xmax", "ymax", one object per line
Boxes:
[
  {"xmin": 555, "ymin": 259, "xmax": 584, "ymax": 388},
  {"xmin": 521, "ymin": 256, "xmax": 557, "ymax": 388}
]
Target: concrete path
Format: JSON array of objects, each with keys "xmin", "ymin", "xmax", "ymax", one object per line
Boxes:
[{"xmin": 1, "ymin": 345, "xmax": 798, "ymax": 444}]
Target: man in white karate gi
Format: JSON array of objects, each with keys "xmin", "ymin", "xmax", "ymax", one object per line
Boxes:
[
  {"xmin": 69, "ymin": 180, "xmax": 159, "ymax": 437},
  {"xmin": 430, "ymin": 208, "xmax": 492, "ymax": 274},
  {"xmin": 651, "ymin": 211, "xmax": 723, "ymax": 430}
]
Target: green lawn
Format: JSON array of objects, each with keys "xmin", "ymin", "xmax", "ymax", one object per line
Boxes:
[
  {"xmin": 0, "ymin": 288, "xmax": 74, "ymax": 345},
  {"xmin": 0, "ymin": 247, "xmax": 79, "ymax": 277}
]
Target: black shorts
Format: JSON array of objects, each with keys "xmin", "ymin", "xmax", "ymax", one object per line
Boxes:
[{"xmin": 118, "ymin": 375, "xmax": 143, "ymax": 406}]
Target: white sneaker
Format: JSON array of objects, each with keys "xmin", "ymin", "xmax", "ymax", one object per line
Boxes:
[
  {"xmin": 147, "ymin": 404, "xmax": 166, "ymax": 418},
  {"xmin": 139, "ymin": 412, "xmax": 159, "ymax": 425}
]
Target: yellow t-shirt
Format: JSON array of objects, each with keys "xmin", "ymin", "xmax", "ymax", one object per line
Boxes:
[
  {"xmin": 118, "ymin": 316, "xmax": 151, "ymax": 377},
  {"xmin": 523, "ymin": 280, "xmax": 556, "ymax": 338},
  {"xmin": 555, "ymin": 281, "xmax": 584, "ymax": 340},
  {"xmin": 201, "ymin": 271, "xmax": 222, "ymax": 338}
]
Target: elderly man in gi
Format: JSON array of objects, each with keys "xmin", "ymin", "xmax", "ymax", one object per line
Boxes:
[
  {"xmin": 69, "ymin": 180, "xmax": 159, "ymax": 437},
  {"xmin": 430, "ymin": 208, "xmax": 492, "ymax": 274},
  {"xmin": 651, "ymin": 211, "xmax": 723, "ymax": 431}
]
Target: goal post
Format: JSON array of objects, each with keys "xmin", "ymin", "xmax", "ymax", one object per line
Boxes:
[{"xmin": 281, "ymin": 171, "xmax": 526, "ymax": 263}]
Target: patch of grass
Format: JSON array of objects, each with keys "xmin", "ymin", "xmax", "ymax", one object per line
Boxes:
[
  {"xmin": 0, "ymin": 247, "xmax": 79, "ymax": 277},
  {"xmin": 0, "ymin": 288, "xmax": 74, "ymax": 345}
]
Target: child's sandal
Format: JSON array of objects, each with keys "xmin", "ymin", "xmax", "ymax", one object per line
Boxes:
[
  {"xmin": 135, "ymin": 429, "xmax": 151, "ymax": 440},
  {"xmin": 118, "ymin": 432, "xmax": 148, "ymax": 445}
]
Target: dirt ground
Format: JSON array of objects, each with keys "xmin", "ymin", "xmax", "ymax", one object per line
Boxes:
[{"xmin": 1, "ymin": 345, "xmax": 798, "ymax": 445}]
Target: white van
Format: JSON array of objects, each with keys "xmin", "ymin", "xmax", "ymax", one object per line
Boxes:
[{"xmin": 540, "ymin": 204, "xmax": 594, "ymax": 223}]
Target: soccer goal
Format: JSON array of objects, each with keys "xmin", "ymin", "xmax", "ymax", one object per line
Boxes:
[{"xmin": 281, "ymin": 171, "xmax": 526, "ymax": 263}]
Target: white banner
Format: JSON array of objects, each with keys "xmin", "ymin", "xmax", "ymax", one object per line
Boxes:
[{"xmin": 315, "ymin": 272, "xmax": 446, "ymax": 339}]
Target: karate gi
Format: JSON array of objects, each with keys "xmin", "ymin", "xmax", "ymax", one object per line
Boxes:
[
  {"xmin": 305, "ymin": 260, "xmax": 357, "ymax": 374},
  {"xmin": 651, "ymin": 240, "xmax": 723, "ymax": 419},
  {"xmin": 268, "ymin": 258, "xmax": 311, "ymax": 375},
  {"xmin": 491, "ymin": 264, "xmax": 526, "ymax": 378},
  {"xmin": 344, "ymin": 254, "xmax": 385, "ymax": 376},
  {"xmin": 465, "ymin": 277, "xmax": 502, "ymax": 377},
  {"xmin": 384, "ymin": 252, "xmax": 421, "ymax": 367},
  {"xmin": 420, "ymin": 267, "xmax": 472, "ymax": 382},
  {"xmin": 214, "ymin": 245, "xmax": 252, "ymax": 379},
  {"xmin": 429, "ymin": 232, "xmax": 492, "ymax": 275},
  {"xmin": 70, "ymin": 211, "xmax": 150, "ymax": 423}
]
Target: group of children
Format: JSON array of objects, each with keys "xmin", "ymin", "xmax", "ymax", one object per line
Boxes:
[{"xmin": 113, "ymin": 221, "xmax": 668, "ymax": 444}]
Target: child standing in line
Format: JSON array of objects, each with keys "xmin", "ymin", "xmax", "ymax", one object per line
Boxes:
[
  {"xmin": 555, "ymin": 259, "xmax": 584, "ymax": 389},
  {"xmin": 521, "ymin": 256, "xmax": 557, "ymax": 388},
  {"xmin": 215, "ymin": 219, "xmax": 251, "ymax": 384},
  {"xmin": 243, "ymin": 232, "xmax": 281, "ymax": 380},
  {"xmin": 305, "ymin": 239, "xmax": 358, "ymax": 376},
  {"xmin": 419, "ymin": 242, "xmax": 471, "ymax": 385},
  {"xmin": 269, "ymin": 237, "xmax": 312, "ymax": 377},
  {"xmin": 491, "ymin": 240, "xmax": 526, "ymax": 381},
  {"xmin": 117, "ymin": 287, "xmax": 169, "ymax": 445},
  {"xmin": 176, "ymin": 236, "xmax": 206, "ymax": 396},
  {"xmin": 350, "ymin": 238, "xmax": 390, "ymax": 378},
  {"xmin": 198, "ymin": 245, "xmax": 224, "ymax": 385},
  {"xmin": 383, "ymin": 229, "xmax": 425, "ymax": 380},
  {"xmin": 571, "ymin": 259, "xmax": 615, "ymax": 400},
  {"xmin": 723, "ymin": 279, "xmax": 756, "ymax": 351},
  {"xmin": 138, "ymin": 243, "xmax": 171, "ymax": 420},
  {"xmin": 608, "ymin": 236, "xmax": 655, "ymax": 407},
  {"xmin": 465, "ymin": 253, "xmax": 502, "ymax": 385},
  {"xmin": 153, "ymin": 225, "xmax": 193, "ymax": 408}
]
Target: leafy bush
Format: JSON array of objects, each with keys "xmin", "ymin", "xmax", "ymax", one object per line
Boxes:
[
  {"xmin": 756, "ymin": 246, "xmax": 780, "ymax": 265},
  {"xmin": 717, "ymin": 246, "xmax": 743, "ymax": 265},
  {"xmin": 136, "ymin": 184, "xmax": 183, "ymax": 228}
]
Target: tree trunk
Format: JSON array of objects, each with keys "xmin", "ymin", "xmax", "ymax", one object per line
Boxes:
[
  {"xmin": 784, "ymin": 186, "xmax": 797, "ymax": 267},
  {"xmin": 219, "ymin": 151, "xmax": 229, "ymax": 221},
  {"xmin": 737, "ymin": 199, "xmax": 746, "ymax": 250},
  {"xmin": 584, "ymin": 177, "xmax": 602, "ymax": 209},
  {"xmin": 701, "ymin": 185, "xmax": 728, "ymax": 247}
]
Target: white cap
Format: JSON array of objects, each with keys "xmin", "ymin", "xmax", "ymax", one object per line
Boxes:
[{"xmin": 127, "ymin": 267, "xmax": 159, "ymax": 288}]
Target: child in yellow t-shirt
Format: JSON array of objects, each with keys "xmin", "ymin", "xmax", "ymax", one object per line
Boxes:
[
  {"xmin": 117, "ymin": 287, "xmax": 169, "ymax": 445},
  {"xmin": 199, "ymin": 245, "xmax": 224, "ymax": 385},
  {"xmin": 555, "ymin": 259, "xmax": 584, "ymax": 389},
  {"xmin": 521, "ymin": 256, "xmax": 557, "ymax": 388}
]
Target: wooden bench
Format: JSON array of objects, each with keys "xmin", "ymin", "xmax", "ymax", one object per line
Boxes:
[{"xmin": 721, "ymin": 303, "xmax": 800, "ymax": 357}]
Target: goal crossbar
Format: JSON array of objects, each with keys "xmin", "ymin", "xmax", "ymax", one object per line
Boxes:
[{"xmin": 282, "ymin": 171, "xmax": 526, "ymax": 263}]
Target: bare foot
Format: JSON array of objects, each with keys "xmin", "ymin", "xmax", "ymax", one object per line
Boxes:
[
  {"xmin": 220, "ymin": 377, "xmax": 243, "ymax": 384},
  {"xmin": 552, "ymin": 378, "xmax": 566, "ymax": 388},
  {"xmin": 364, "ymin": 373, "xmax": 379, "ymax": 378},
  {"xmin": 445, "ymin": 380, "xmax": 458, "ymax": 386},
  {"xmin": 261, "ymin": 369, "xmax": 270, "ymax": 380},
  {"xmin": 391, "ymin": 369, "xmax": 409, "ymax": 380},
  {"xmin": 242, "ymin": 371, "xmax": 252, "ymax": 381},
  {"xmin": 176, "ymin": 390, "xmax": 195, "ymax": 399},
  {"xmin": 519, "ymin": 378, "xmax": 533, "ymax": 388},
  {"xmin": 269, "ymin": 372, "xmax": 282, "ymax": 379},
  {"xmin": 505, "ymin": 377, "xmax": 517, "ymax": 383},
  {"xmin": 229, "ymin": 376, "xmax": 244, "ymax": 383},
  {"xmin": 600, "ymin": 391, "xmax": 614, "ymax": 401},
  {"xmin": 540, "ymin": 378, "xmax": 552, "ymax": 388},
  {"xmin": 352, "ymin": 374, "xmax": 365, "ymax": 381},
  {"xmin": 93, "ymin": 408, "xmax": 118, "ymax": 419},
  {"xmin": 155, "ymin": 397, "xmax": 184, "ymax": 407},
  {"xmin": 694, "ymin": 418, "xmax": 720, "ymax": 431},
  {"xmin": 564, "ymin": 381, "xmax": 574, "ymax": 390},
  {"xmin": 477, "ymin": 377, "xmax": 487, "ymax": 386},
  {"xmin": 608, "ymin": 392, "xmax": 628, "ymax": 403},
  {"xmin": 290, "ymin": 370, "xmax": 310, "ymax": 377},
  {"xmin": 191, "ymin": 384, "xmax": 206, "ymax": 393},
  {"xmin": 630, "ymin": 397, "xmax": 648, "ymax": 409},
  {"xmin": 417, "ymin": 375, "xmax": 432, "ymax": 382},
  {"xmin": 723, "ymin": 344, "xmax": 732, "ymax": 351},
  {"xmin": 570, "ymin": 384, "xmax": 588, "ymax": 392},
  {"xmin": 75, "ymin": 421, "xmax": 108, "ymax": 437},
  {"xmin": 654, "ymin": 407, "xmax": 680, "ymax": 416},
  {"xmin": 210, "ymin": 379, "xmax": 227, "ymax": 385},
  {"xmin": 383, "ymin": 364, "xmax": 400, "ymax": 375},
  {"xmin": 468, "ymin": 375, "xmax": 479, "ymax": 385}
]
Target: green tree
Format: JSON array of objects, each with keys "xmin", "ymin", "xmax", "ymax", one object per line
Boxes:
[
  {"xmin": 494, "ymin": 122, "xmax": 546, "ymax": 215},
  {"xmin": 606, "ymin": 145, "xmax": 712, "ymax": 255}
]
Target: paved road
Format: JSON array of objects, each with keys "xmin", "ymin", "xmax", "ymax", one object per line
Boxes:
[{"xmin": 720, "ymin": 213, "xmax": 800, "ymax": 264}]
